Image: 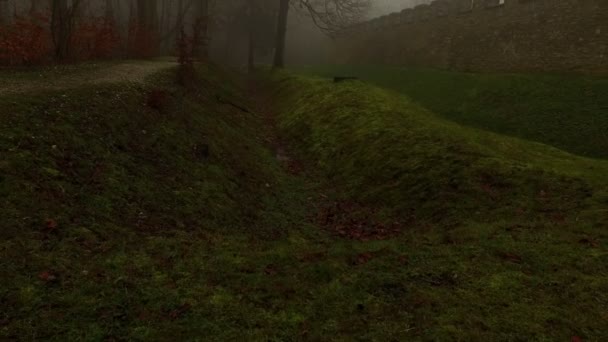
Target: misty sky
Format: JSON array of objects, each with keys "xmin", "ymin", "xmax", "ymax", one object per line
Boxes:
[{"xmin": 369, "ymin": 0, "xmax": 432, "ymax": 17}]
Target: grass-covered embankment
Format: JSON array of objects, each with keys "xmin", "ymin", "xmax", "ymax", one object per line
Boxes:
[
  {"xmin": 268, "ymin": 71, "xmax": 608, "ymax": 339},
  {"xmin": 2, "ymin": 62, "xmax": 608, "ymax": 340},
  {"xmin": 272, "ymin": 72, "xmax": 608, "ymax": 226},
  {"xmin": 293, "ymin": 65, "xmax": 608, "ymax": 159},
  {"xmin": 0, "ymin": 64, "xmax": 314, "ymax": 339}
]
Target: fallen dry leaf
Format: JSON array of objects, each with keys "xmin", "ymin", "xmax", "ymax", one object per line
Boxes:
[{"xmin": 38, "ymin": 271, "xmax": 57, "ymax": 282}]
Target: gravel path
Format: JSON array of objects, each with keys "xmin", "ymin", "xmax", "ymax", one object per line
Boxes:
[{"xmin": 0, "ymin": 60, "xmax": 177, "ymax": 96}]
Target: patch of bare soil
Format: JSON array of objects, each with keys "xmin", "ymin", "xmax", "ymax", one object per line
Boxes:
[{"xmin": 0, "ymin": 61, "xmax": 177, "ymax": 95}]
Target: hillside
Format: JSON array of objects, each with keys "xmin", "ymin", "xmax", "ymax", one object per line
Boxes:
[
  {"xmin": 1, "ymin": 62, "xmax": 607, "ymax": 340},
  {"xmin": 293, "ymin": 65, "xmax": 608, "ymax": 159},
  {"xmin": 0, "ymin": 62, "xmax": 311, "ymax": 339},
  {"xmin": 267, "ymin": 71, "xmax": 608, "ymax": 340}
]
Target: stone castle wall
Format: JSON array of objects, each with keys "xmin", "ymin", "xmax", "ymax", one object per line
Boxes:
[{"xmin": 335, "ymin": 0, "xmax": 608, "ymax": 74}]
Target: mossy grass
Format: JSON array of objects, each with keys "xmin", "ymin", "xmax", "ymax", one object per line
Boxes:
[
  {"xmin": 270, "ymin": 72, "xmax": 608, "ymax": 225},
  {"xmin": 1, "ymin": 63, "xmax": 607, "ymax": 340},
  {"xmin": 291, "ymin": 65, "xmax": 608, "ymax": 159},
  {"xmin": 266, "ymin": 70, "xmax": 608, "ymax": 340}
]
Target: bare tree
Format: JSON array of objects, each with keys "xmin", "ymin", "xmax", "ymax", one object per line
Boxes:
[
  {"xmin": 273, "ymin": 0, "xmax": 370, "ymax": 68},
  {"xmin": 133, "ymin": 0, "xmax": 159, "ymax": 56},
  {"xmin": 193, "ymin": 0, "xmax": 209, "ymax": 59},
  {"xmin": 247, "ymin": 0, "xmax": 256, "ymax": 72},
  {"xmin": 273, "ymin": 0, "xmax": 289, "ymax": 68},
  {"xmin": 158, "ymin": 0, "xmax": 196, "ymax": 52},
  {"xmin": 30, "ymin": 0, "xmax": 50, "ymax": 15},
  {"xmin": 104, "ymin": 0, "xmax": 114, "ymax": 21},
  {"xmin": 0, "ymin": 0, "xmax": 9, "ymax": 25},
  {"xmin": 51, "ymin": 0, "xmax": 83, "ymax": 61},
  {"xmin": 248, "ymin": 0, "xmax": 276, "ymax": 71}
]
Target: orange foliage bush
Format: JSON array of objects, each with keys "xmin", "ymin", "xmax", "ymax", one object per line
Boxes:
[
  {"xmin": 0, "ymin": 13, "xmax": 121, "ymax": 66},
  {"xmin": 176, "ymin": 26, "xmax": 195, "ymax": 86},
  {"xmin": 128, "ymin": 21, "xmax": 159, "ymax": 58},
  {"xmin": 146, "ymin": 89, "xmax": 170, "ymax": 111},
  {"xmin": 0, "ymin": 13, "xmax": 52, "ymax": 66},
  {"xmin": 71, "ymin": 18, "xmax": 120, "ymax": 60}
]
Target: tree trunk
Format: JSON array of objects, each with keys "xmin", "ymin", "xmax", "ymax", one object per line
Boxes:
[
  {"xmin": 0, "ymin": 0, "xmax": 9, "ymax": 26},
  {"xmin": 158, "ymin": 0, "xmax": 170, "ymax": 53},
  {"xmin": 136, "ymin": 0, "xmax": 159, "ymax": 56},
  {"xmin": 194, "ymin": 0, "xmax": 209, "ymax": 59},
  {"xmin": 248, "ymin": 0, "xmax": 256, "ymax": 72},
  {"xmin": 127, "ymin": 0, "xmax": 136, "ymax": 55},
  {"xmin": 248, "ymin": 30, "xmax": 255, "ymax": 72},
  {"xmin": 30, "ymin": 0, "xmax": 49, "ymax": 15},
  {"xmin": 51, "ymin": 0, "xmax": 70, "ymax": 61},
  {"xmin": 273, "ymin": 0, "xmax": 289, "ymax": 68},
  {"xmin": 105, "ymin": 0, "xmax": 114, "ymax": 21},
  {"xmin": 176, "ymin": 0, "xmax": 183, "ymax": 34}
]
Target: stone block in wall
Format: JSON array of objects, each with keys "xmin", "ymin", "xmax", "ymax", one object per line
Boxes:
[
  {"xmin": 414, "ymin": 4, "xmax": 432, "ymax": 22},
  {"xmin": 335, "ymin": 0, "xmax": 608, "ymax": 74},
  {"xmin": 401, "ymin": 8, "xmax": 414, "ymax": 24},
  {"xmin": 431, "ymin": 0, "xmax": 454, "ymax": 17},
  {"xmin": 370, "ymin": 18, "xmax": 380, "ymax": 31},
  {"xmin": 455, "ymin": 0, "xmax": 474, "ymax": 13},
  {"xmin": 389, "ymin": 13, "xmax": 400, "ymax": 26},
  {"xmin": 378, "ymin": 15, "xmax": 390, "ymax": 28},
  {"xmin": 429, "ymin": 1, "xmax": 441, "ymax": 16},
  {"xmin": 484, "ymin": 0, "xmax": 506, "ymax": 8}
]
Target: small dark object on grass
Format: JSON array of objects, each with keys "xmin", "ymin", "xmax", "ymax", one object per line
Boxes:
[
  {"xmin": 147, "ymin": 89, "xmax": 170, "ymax": 111},
  {"xmin": 194, "ymin": 144, "xmax": 210, "ymax": 160},
  {"xmin": 334, "ymin": 76, "xmax": 359, "ymax": 83},
  {"xmin": 168, "ymin": 303, "xmax": 192, "ymax": 320},
  {"xmin": 38, "ymin": 271, "xmax": 58, "ymax": 283},
  {"xmin": 216, "ymin": 95, "xmax": 251, "ymax": 113}
]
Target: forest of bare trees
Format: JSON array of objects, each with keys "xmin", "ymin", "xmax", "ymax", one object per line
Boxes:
[{"xmin": 0, "ymin": 0, "xmax": 369, "ymax": 68}]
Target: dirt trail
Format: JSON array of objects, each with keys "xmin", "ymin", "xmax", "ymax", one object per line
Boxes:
[
  {"xmin": 246, "ymin": 77, "xmax": 404, "ymax": 241},
  {"xmin": 0, "ymin": 61, "xmax": 177, "ymax": 96}
]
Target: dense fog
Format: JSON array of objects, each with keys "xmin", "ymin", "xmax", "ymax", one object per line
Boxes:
[
  {"xmin": 0, "ymin": 0, "xmax": 383, "ymax": 67},
  {"xmin": 2, "ymin": 0, "xmax": 607, "ymax": 340},
  {"xmin": 0, "ymin": 0, "xmax": 436, "ymax": 67}
]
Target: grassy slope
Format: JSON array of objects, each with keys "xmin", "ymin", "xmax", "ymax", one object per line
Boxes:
[
  {"xmin": 292, "ymin": 65, "xmax": 608, "ymax": 159},
  {"xmin": 0, "ymin": 64, "xmax": 313, "ymax": 339},
  {"xmin": 269, "ymin": 72, "xmax": 608, "ymax": 340},
  {"xmin": 1, "ymin": 62, "xmax": 608, "ymax": 341}
]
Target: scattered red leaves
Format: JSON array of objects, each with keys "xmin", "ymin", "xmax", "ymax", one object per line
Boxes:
[
  {"xmin": 352, "ymin": 252, "xmax": 374, "ymax": 266},
  {"xmin": 0, "ymin": 13, "xmax": 51, "ymax": 65},
  {"xmin": 549, "ymin": 212, "xmax": 566, "ymax": 225},
  {"xmin": 285, "ymin": 159, "xmax": 303, "ymax": 175},
  {"xmin": 411, "ymin": 294, "xmax": 434, "ymax": 309},
  {"xmin": 71, "ymin": 18, "xmax": 120, "ymax": 60},
  {"xmin": 274, "ymin": 282, "xmax": 296, "ymax": 299},
  {"xmin": 263, "ymin": 264, "xmax": 279, "ymax": 276},
  {"xmin": 317, "ymin": 201, "xmax": 403, "ymax": 240},
  {"xmin": 571, "ymin": 336, "xmax": 583, "ymax": 342},
  {"xmin": 498, "ymin": 252, "xmax": 523, "ymax": 264},
  {"xmin": 44, "ymin": 218, "xmax": 58, "ymax": 232},
  {"xmin": 137, "ymin": 309, "xmax": 153, "ymax": 321},
  {"xmin": 176, "ymin": 26, "xmax": 196, "ymax": 86},
  {"xmin": 0, "ymin": 13, "xmax": 120, "ymax": 65},
  {"xmin": 578, "ymin": 238, "xmax": 599, "ymax": 248},
  {"xmin": 478, "ymin": 173, "xmax": 508, "ymax": 201},
  {"xmin": 298, "ymin": 251, "xmax": 327, "ymax": 263},
  {"xmin": 350, "ymin": 248, "xmax": 392, "ymax": 266},
  {"xmin": 128, "ymin": 21, "xmax": 159, "ymax": 58},
  {"xmin": 147, "ymin": 89, "xmax": 170, "ymax": 111},
  {"xmin": 38, "ymin": 270, "xmax": 57, "ymax": 283},
  {"xmin": 44, "ymin": 219, "xmax": 58, "ymax": 230},
  {"xmin": 168, "ymin": 303, "xmax": 191, "ymax": 320},
  {"xmin": 480, "ymin": 182, "xmax": 499, "ymax": 200}
]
